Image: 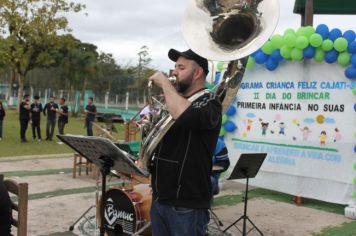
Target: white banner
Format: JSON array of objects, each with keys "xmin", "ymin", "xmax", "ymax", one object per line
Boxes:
[{"xmin": 224, "ymin": 61, "xmax": 356, "ymax": 204}]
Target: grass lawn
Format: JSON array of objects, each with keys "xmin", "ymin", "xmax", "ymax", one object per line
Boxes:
[{"xmin": 0, "ymin": 109, "xmax": 126, "ymax": 157}]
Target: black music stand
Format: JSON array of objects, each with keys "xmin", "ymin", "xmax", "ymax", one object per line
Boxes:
[
  {"xmin": 57, "ymin": 134, "xmax": 149, "ymax": 236},
  {"xmin": 223, "ymin": 153, "xmax": 267, "ymax": 236}
]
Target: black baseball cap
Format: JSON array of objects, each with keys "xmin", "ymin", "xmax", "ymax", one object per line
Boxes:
[{"xmin": 168, "ymin": 49, "xmax": 209, "ymax": 75}]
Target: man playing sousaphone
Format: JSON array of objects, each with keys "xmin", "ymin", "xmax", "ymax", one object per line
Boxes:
[{"xmin": 147, "ymin": 48, "xmax": 222, "ymax": 235}]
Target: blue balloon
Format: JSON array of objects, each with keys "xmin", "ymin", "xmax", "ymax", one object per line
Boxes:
[
  {"xmin": 303, "ymin": 46, "xmax": 316, "ymax": 59},
  {"xmin": 265, "ymin": 58, "xmax": 278, "ymax": 71},
  {"xmin": 224, "ymin": 120, "xmax": 237, "ymax": 133},
  {"xmin": 270, "ymin": 50, "xmax": 283, "ymax": 62},
  {"xmin": 315, "ymin": 24, "xmax": 329, "ymax": 39},
  {"xmin": 225, "ymin": 105, "xmax": 237, "ymax": 116},
  {"xmin": 329, "ymin": 28, "xmax": 342, "ymax": 41},
  {"xmin": 348, "ymin": 41, "xmax": 356, "ymax": 54},
  {"xmin": 251, "ymin": 49, "xmax": 261, "ymax": 57},
  {"xmin": 354, "ymin": 103, "xmax": 356, "ymax": 112},
  {"xmin": 351, "ymin": 54, "xmax": 356, "ymax": 67},
  {"xmin": 343, "ymin": 30, "xmax": 356, "ymax": 42},
  {"xmin": 345, "ymin": 66, "xmax": 356, "ymax": 79},
  {"xmin": 254, "ymin": 51, "xmax": 268, "ymax": 64},
  {"xmin": 325, "ymin": 50, "xmax": 339, "ymax": 63}
]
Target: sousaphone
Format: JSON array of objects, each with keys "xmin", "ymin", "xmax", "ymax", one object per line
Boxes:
[{"xmin": 139, "ymin": 0, "xmax": 279, "ymax": 167}]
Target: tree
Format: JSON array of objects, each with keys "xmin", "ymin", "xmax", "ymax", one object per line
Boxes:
[
  {"xmin": 0, "ymin": 0, "xmax": 85, "ymax": 108},
  {"xmin": 137, "ymin": 45, "xmax": 152, "ymax": 78}
]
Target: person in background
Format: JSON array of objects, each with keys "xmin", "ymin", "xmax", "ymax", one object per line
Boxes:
[
  {"xmin": 57, "ymin": 98, "xmax": 68, "ymax": 137},
  {"xmin": 0, "ymin": 178, "xmax": 12, "ymax": 235},
  {"xmin": 0, "ymin": 101, "xmax": 5, "ymax": 141},
  {"xmin": 30, "ymin": 95, "xmax": 43, "ymax": 141},
  {"xmin": 211, "ymin": 138, "xmax": 230, "ymax": 195},
  {"xmin": 19, "ymin": 94, "xmax": 31, "ymax": 143},
  {"xmin": 85, "ymin": 97, "xmax": 96, "ymax": 136},
  {"xmin": 43, "ymin": 96, "xmax": 58, "ymax": 141}
]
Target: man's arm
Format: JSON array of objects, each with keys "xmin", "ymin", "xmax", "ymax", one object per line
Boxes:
[{"xmin": 149, "ymin": 72, "xmax": 191, "ymax": 119}]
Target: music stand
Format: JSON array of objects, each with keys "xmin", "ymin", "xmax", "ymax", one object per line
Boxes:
[
  {"xmin": 57, "ymin": 134, "xmax": 149, "ymax": 236},
  {"xmin": 223, "ymin": 153, "xmax": 267, "ymax": 236}
]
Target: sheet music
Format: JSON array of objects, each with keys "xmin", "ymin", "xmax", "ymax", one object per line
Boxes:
[{"xmin": 57, "ymin": 134, "xmax": 149, "ymax": 177}]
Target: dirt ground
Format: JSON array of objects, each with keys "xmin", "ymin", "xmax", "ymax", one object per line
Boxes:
[{"xmin": 1, "ymin": 154, "xmax": 352, "ymax": 236}]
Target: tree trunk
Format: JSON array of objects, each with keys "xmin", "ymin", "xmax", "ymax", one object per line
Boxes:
[
  {"xmin": 17, "ymin": 74, "xmax": 25, "ymax": 112},
  {"xmin": 69, "ymin": 84, "xmax": 77, "ymax": 117}
]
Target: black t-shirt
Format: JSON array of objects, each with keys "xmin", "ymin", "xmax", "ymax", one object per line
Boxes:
[
  {"xmin": 58, "ymin": 105, "xmax": 69, "ymax": 123},
  {"xmin": 150, "ymin": 90, "xmax": 222, "ymax": 209},
  {"xmin": 19, "ymin": 101, "xmax": 30, "ymax": 120},
  {"xmin": 30, "ymin": 103, "xmax": 43, "ymax": 121},
  {"xmin": 43, "ymin": 102, "xmax": 59, "ymax": 120},
  {"xmin": 0, "ymin": 180, "xmax": 12, "ymax": 234},
  {"xmin": 85, "ymin": 104, "xmax": 96, "ymax": 121},
  {"xmin": 0, "ymin": 108, "xmax": 5, "ymax": 121}
]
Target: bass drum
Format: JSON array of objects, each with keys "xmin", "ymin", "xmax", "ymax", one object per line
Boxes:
[{"xmin": 100, "ymin": 184, "xmax": 152, "ymax": 235}]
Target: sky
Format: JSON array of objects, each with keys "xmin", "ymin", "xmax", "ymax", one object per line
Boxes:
[{"xmin": 66, "ymin": 0, "xmax": 356, "ymax": 72}]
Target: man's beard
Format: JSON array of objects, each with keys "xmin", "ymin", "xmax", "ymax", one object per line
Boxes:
[{"xmin": 175, "ymin": 80, "xmax": 191, "ymax": 93}]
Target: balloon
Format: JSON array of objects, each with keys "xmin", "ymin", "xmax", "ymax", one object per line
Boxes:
[
  {"xmin": 337, "ymin": 52, "xmax": 351, "ymax": 67},
  {"xmin": 343, "ymin": 30, "xmax": 356, "ymax": 42},
  {"xmin": 353, "ymin": 190, "xmax": 356, "ymax": 199},
  {"xmin": 309, "ymin": 34, "xmax": 323, "ymax": 47},
  {"xmin": 345, "ymin": 66, "xmax": 356, "ymax": 79},
  {"xmin": 280, "ymin": 46, "xmax": 292, "ymax": 59},
  {"xmin": 266, "ymin": 58, "xmax": 278, "ymax": 71},
  {"xmin": 354, "ymin": 176, "xmax": 356, "ymax": 185},
  {"xmin": 270, "ymin": 49, "xmax": 283, "ymax": 62},
  {"xmin": 329, "ymin": 28, "xmax": 342, "ymax": 41},
  {"xmin": 261, "ymin": 41, "xmax": 274, "ymax": 54},
  {"xmin": 322, "ymin": 39, "xmax": 334, "ymax": 51},
  {"xmin": 354, "ymin": 161, "xmax": 356, "ymax": 170},
  {"xmin": 348, "ymin": 41, "xmax": 356, "ymax": 54},
  {"xmin": 291, "ymin": 48, "xmax": 303, "ymax": 61},
  {"xmin": 219, "ymin": 127, "xmax": 226, "ymax": 137},
  {"xmin": 216, "ymin": 61, "xmax": 224, "ymax": 72},
  {"xmin": 246, "ymin": 56, "xmax": 255, "ymax": 69},
  {"xmin": 224, "ymin": 120, "xmax": 237, "ymax": 133},
  {"xmin": 295, "ymin": 36, "xmax": 309, "ymax": 49},
  {"xmin": 296, "ymin": 27, "xmax": 307, "ymax": 37},
  {"xmin": 334, "ymin": 38, "xmax": 348, "ymax": 52},
  {"xmin": 222, "ymin": 114, "xmax": 228, "ymax": 124},
  {"xmin": 352, "ymin": 54, "xmax": 356, "ymax": 67},
  {"xmin": 314, "ymin": 48, "xmax": 325, "ymax": 62},
  {"xmin": 325, "ymin": 50, "xmax": 338, "ymax": 63},
  {"xmin": 270, "ymin": 34, "xmax": 284, "ymax": 49},
  {"xmin": 303, "ymin": 46, "xmax": 315, "ymax": 59},
  {"xmin": 226, "ymin": 105, "xmax": 237, "ymax": 116},
  {"xmin": 315, "ymin": 24, "xmax": 329, "ymax": 39},
  {"xmin": 284, "ymin": 28, "xmax": 296, "ymax": 36},
  {"xmin": 353, "ymin": 87, "xmax": 356, "ymax": 96},
  {"xmin": 251, "ymin": 49, "xmax": 261, "ymax": 57},
  {"xmin": 284, "ymin": 34, "xmax": 296, "ymax": 47},
  {"xmin": 304, "ymin": 26, "xmax": 315, "ymax": 38},
  {"xmin": 254, "ymin": 51, "xmax": 268, "ymax": 64}
]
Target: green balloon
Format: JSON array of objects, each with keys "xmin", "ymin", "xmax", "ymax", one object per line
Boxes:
[
  {"xmin": 262, "ymin": 41, "xmax": 274, "ymax": 54},
  {"xmin": 284, "ymin": 34, "xmax": 296, "ymax": 47},
  {"xmin": 354, "ymin": 162, "xmax": 356, "ymax": 171},
  {"xmin": 309, "ymin": 34, "xmax": 323, "ymax": 47},
  {"xmin": 353, "ymin": 190, "xmax": 356, "ymax": 199},
  {"xmin": 296, "ymin": 36, "xmax": 309, "ymax": 49},
  {"xmin": 291, "ymin": 48, "xmax": 303, "ymax": 61},
  {"xmin": 322, "ymin": 39, "xmax": 334, "ymax": 51},
  {"xmin": 353, "ymin": 87, "xmax": 356, "ymax": 96},
  {"xmin": 280, "ymin": 45, "xmax": 292, "ymax": 59},
  {"xmin": 246, "ymin": 56, "xmax": 255, "ymax": 69},
  {"xmin": 334, "ymin": 38, "xmax": 348, "ymax": 52},
  {"xmin": 217, "ymin": 61, "xmax": 224, "ymax": 72},
  {"xmin": 222, "ymin": 114, "xmax": 228, "ymax": 124},
  {"xmin": 271, "ymin": 34, "xmax": 284, "ymax": 49},
  {"xmin": 353, "ymin": 176, "xmax": 356, "ymax": 185},
  {"xmin": 219, "ymin": 127, "xmax": 226, "ymax": 137},
  {"xmin": 284, "ymin": 28, "xmax": 296, "ymax": 36},
  {"xmin": 337, "ymin": 52, "xmax": 351, "ymax": 67},
  {"xmin": 314, "ymin": 48, "xmax": 325, "ymax": 62},
  {"xmin": 296, "ymin": 27, "xmax": 307, "ymax": 37},
  {"xmin": 304, "ymin": 26, "xmax": 315, "ymax": 38}
]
